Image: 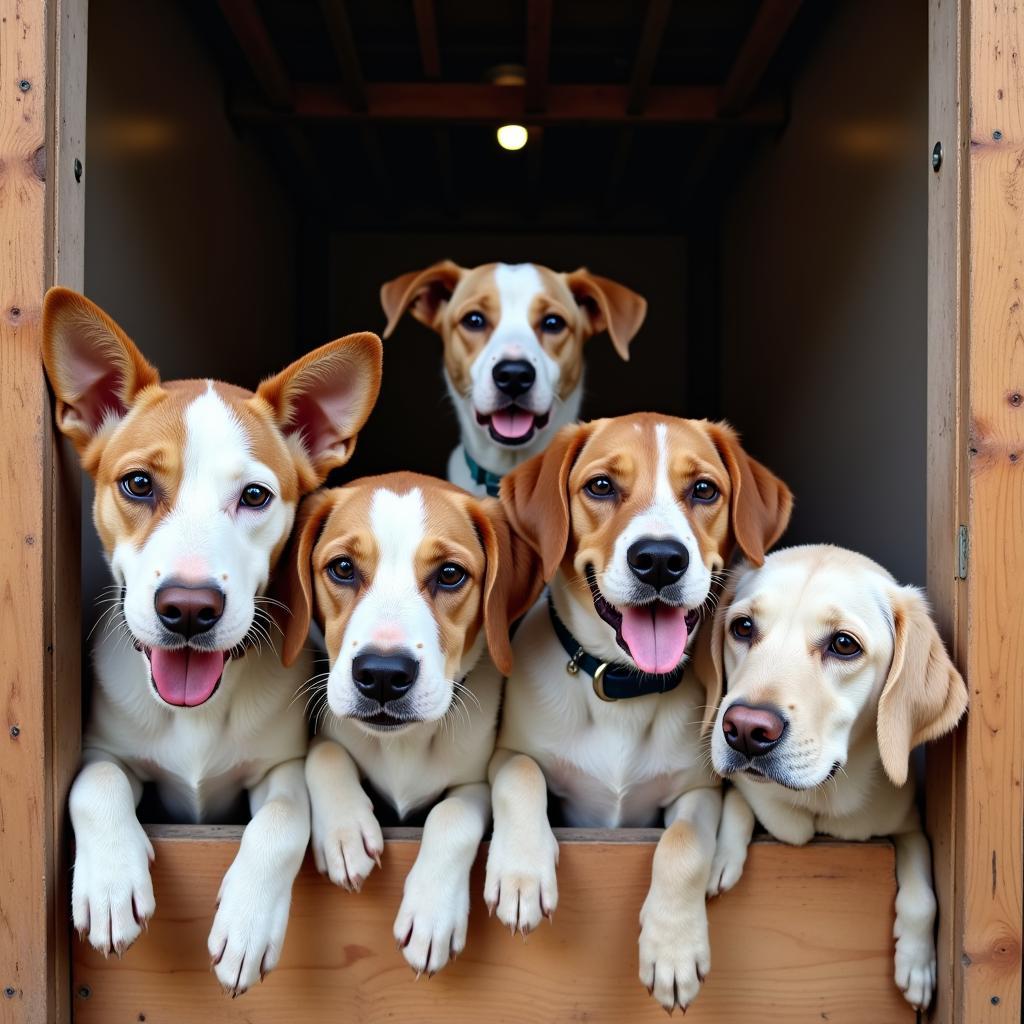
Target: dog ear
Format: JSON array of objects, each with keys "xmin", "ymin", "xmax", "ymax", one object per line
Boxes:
[
  {"xmin": 277, "ymin": 490, "xmax": 336, "ymax": 668},
  {"xmin": 564, "ymin": 268, "xmax": 647, "ymax": 361},
  {"xmin": 876, "ymin": 586, "xmax": 968, "ymax": 786},
  {"xmin": 691, "ymin": 569, "xmax": 743, "ymax": 735},
  {"xmin": 380, "ymin": 260, "xmax": 465, "ymax": 338},
  {"xmin": 469, "ymin": 498, "xmax": 544, "ymax": 676},
  {"xmin": 255, "ymin": 332, "xmax": 382, "ymax": 489},
  {"xmin": 500, "ymin": 422, "xmax": 593, "ymax": 581},
  {"xmin": 41, "ymin": 287, "xmax": 161, "ymax": 460},
  {"xmin": 705, "ymin": 421, "xmax": 792, "ymax": 567}
]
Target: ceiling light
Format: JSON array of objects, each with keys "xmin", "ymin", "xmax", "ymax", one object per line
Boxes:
[{"xmin": 497, "ymin": 124, "xmax": 529, "ymax": 150}]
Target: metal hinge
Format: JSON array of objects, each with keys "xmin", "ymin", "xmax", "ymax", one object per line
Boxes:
[{"xmin": 957, "ymin": 524, "xmax": 969, "ymax": 580}]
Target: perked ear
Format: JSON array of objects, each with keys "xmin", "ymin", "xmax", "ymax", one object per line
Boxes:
[
  {"xmin": 380, "ymin": 260, "xmax": 465, "ymax": 338},
  {"xmin": 690, "ymin": 569, "xmax": 743, "ymax": 735},
  {"xmin": 876, "ymin": 586, "xmax": 968, "ymax": 786},
  {"xmin": 469, "ymin": 498, "xmax": 544, "ymax": 676},
  {"xmin": 277, "ymin": 490, "xmax": 337, "ymax": 668},
  {"xmin": 564, "ymin": 268, "xmax": 647, "ymax": 361},
  {"xmin": 41, "ymin": 287, "xmax": 161, "ymax": 458},
  {"xmin": 705, "ymin": 421, "xmax": 792, "ymax": 567},
  {"xmin": 500, "ymin": 421, "xmax": 594, "ymax": 581},
  {"xmin": 255, "ymin": 333, "xmax": 383, "ymax": 489}
]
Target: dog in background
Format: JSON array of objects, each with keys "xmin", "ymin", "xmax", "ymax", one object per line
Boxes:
[
  {"xmin": 701, "ymin": 545, "xmax": 968, "ymax": 1010},
  {"xmin": 487, "ymin": 413, "xmax": 792, "ymax": 1012},
  {"xmin": 42, "ymin": 288, "xmax": 382, "ymax": 995},
  {"xmin": 380, "ymin": 261, "xmax": 647, "ymax": 497},
  {"xmin": 280, "ymin": 473, "xmax": 539, "ymax": 976}
]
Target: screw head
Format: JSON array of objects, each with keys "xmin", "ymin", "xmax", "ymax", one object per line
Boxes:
[
  {"xmin": 932, "ymin": 141, "xmax": 943, "ymax": 172},
  {"xmin": 3, "ymin": 987, "xmax": 15, "ymax": 999},
  {"xmin": 9, "ymin": 726, "xmax": 19, "ymax": 738},
  {"xmin": 992, "ymin": 995, "xmax": 1001, "ymax": 1005},
  {"xmin": 74, "ymin": 158, "xmax": 83, "ymax": 183},
  {"xmin": 17, "ymin": 80, "xmax": 30, "ymax": 92},
  {"xmin": 993, "ymin": 130, "xmax": 1003, "ymax": 141},
  {"xmin": 77, "ymin": 985, "xmax": 91, "ymax": 999}
]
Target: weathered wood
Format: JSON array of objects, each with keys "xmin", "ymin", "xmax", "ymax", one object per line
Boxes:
[{"xmin": 72, "ymin": 833, "xmax": 912, "ymax": 1023}]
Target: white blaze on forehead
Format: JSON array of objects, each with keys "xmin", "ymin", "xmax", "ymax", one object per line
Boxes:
[{"xmin": 181, "ymin": 383, "xmax": 250, "ymax": 503}]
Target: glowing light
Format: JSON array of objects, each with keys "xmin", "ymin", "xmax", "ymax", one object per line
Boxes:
[{"xmin": 497, "ymin": 124, "xmax": 529, "ymax": 151}]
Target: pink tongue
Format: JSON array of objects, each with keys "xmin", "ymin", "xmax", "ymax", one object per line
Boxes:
[
  {"xmin": 490, "ymin": 407, "xmax": 534, "ymax": 439},
  {"xmin": 620, "ymin": 605, "xmax": 690, "ymax": 675},
  {"xmin": 150, "ymin": 648, "xmax": 226, "ymax": 707}
]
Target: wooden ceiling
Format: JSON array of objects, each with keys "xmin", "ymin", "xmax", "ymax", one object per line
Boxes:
[{"xmin": 184, "ymin": 0, "xmax": 826, "ymax": 231}]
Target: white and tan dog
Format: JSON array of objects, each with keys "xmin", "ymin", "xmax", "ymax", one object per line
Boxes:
[
  {"xmin": 700, "ymin": 545, "xmax": 968, "ymax": 1010},
  {"xmin": 487, "ymin": 413, "xmax": 792, "ymax": 1012},
  {"xmin": 380, "ymin": 261, "xmax": 647, "ymax": 497},
  {"xmin": 280, "ymin": 472, "xmax": 539, "ymax": 976},
  {"xmin": 41, "ymin": 288, "xmax": 382, "ymax": 995}
]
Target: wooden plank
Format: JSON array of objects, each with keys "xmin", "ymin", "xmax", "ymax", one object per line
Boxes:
[
  {"xmin": 627, "ymin": 0, "xmax": 673, "ymax": 115},
  {"xmin": 73, "ymin": 833, "xmax": 912, "ymax": 1023},
  {"xmin": 319, "ymin": 0, "xmax": 368, "ymax": 112},
  {"xmin": 412, "ymin": 0, "xmax": 442, "ymax": 79},
  {"xmin": 524, "ymin": 0, "xmax": 552, "ymax": 113},
  {"xmin": 959, "ymin": 1, "xmax": 1024, "ymax": 1019},
  {"xmin": 217, "ymin": 0, "xmax": 291, "ymax": 108}
]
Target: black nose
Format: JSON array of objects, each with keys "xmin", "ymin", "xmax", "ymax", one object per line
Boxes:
[
  {"xmin": 722, "ymin": 703, "xmax": 787, "ymax": 757},
  {"xmin": 626, "ymin": 537, "xmax": 689, "ymax": 591},
  {"xmin": 352, "ymin": 650, "xmax": 420, "ymax": 704},
  {"xmin": 492, "ymin": 359, "xmax": 536, "ymax": 399},
  {"xmin": 154, "ymin": 583, "xmax": 226, "ymax": 638}
]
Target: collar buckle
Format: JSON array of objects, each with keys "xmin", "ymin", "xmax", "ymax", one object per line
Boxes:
[{"xmin": 591, "ymin": 661, "xmax": 617, "ymax": 702}]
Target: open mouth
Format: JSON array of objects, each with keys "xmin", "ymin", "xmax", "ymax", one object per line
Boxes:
[
  {"xmin": 586, "ymin": 567, "xmax": 699, "ymax": 675},
  {"xmin": 357, "ymin": 711, "xmax": 414, "ymax": 732},
  {"xmin": 136, "ymin": 643, "xmax": 233, "ymax": 708},
  {"xmin": 476, "ymin": 405, "xmax": 550, "ymax": 446}
]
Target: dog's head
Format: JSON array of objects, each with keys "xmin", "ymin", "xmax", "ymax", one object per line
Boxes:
[
  {"xmin": 380, "ymin": 261, "xmax": 646, "ymax": 455},
  {"xmin": 281, "ymin": 473, "xmax": 541, "ymax": 734},
  {"xmin": 502, "ymin": 415, "xmax": 791, "ymax": 702},
  {"xmin": 700, "ymin": 545, "xmax": 968, "ymax": 788},
  {"xmin": 42, "ymin": 287, "xmax": 382, "ymax": 709}
]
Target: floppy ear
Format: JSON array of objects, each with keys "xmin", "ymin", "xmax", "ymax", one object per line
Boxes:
[
  {"xmin": 706, "ymin": 421, "xmax": 792, "ymax": 567},
  {"xmin": 468, "ymin": 498, "xmax": 544, "ymax": 676},
  {"xmin": 41, "ymin": 287, "xmax": 161, "ymax": 460},
  {"xmin": 500, "ymin": 422, "xmax": 594, "ymax": 581},
  {"xmin": 876, "ymin": 586, "xmax": 968, "ymax": 786},
  {"xmin": 276, "ymin": 490, "xmax": 337, "ymax": 668},
  {"xmin": 255, "ymin": 332, "xmax": 382, "ymax": 489},
  {"xmin": 380, "ymin": 260, "xmax": 465, "ymax": 338},
  {"xmin": 690, "ymin": 569, "xmax": 743, "ymax": 735},
  {"xmin": 564, "ymin": 268, "xmax": 647, "ymax": 361}
]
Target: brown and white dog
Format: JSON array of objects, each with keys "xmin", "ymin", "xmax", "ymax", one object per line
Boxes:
[
  {"xmin": 41, "ymin": 288, "xmax": 382, "ymax": 995},
  {"xmin": 487, "ymin": 414, "xmax": 791, "ymax": 1012},
  {"xmin": 701, "ymin": 545, "xmax": 968, "ymax": 1010},
  {"xmin": 380, "ymin": 261, "xmax": 647, "ymax": 497},
  {"xmin": 280, "ymin": 473, "xmax": 539, "ymax": 976}
]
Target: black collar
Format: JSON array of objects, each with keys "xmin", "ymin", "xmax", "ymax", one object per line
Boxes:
[
  {"xmin": 547, "ymin": 593, "xmax": 687, "ymax": 702},
  {"xmin": 463, "ymin": 449, "xmax": 502, "ymax": 498}
]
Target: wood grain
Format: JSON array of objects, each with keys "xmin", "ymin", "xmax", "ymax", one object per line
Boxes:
[{"xmin": 73, "ymin": 832, "xmax": 912, "ymax": 1023}]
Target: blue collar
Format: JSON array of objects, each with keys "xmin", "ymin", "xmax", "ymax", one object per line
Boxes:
[
  {"xmin": 547, "ymin": 593, "xmax": 687, "ymax": 702},
  {"xmin": 463, "ymin": 449, "xmax": 503, "ymax": 498}
]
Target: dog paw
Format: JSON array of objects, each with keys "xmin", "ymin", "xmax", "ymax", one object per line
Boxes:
[
  {"xmin": 208, "ymin": 859, "xmax": 292, "ymax": 997},
  {"xmin": 484, "ymin": 820, "xmax": 558, "ymax": 935},
  {"xmin": 894, "ymin": 927, "xmax": 936, "ymax": 1010},
  {"xmin": 638, "ymin": 894, "xmax": 710, "ymax": 1013},
  {"xmin": 311, "ymin": 801, "xmax": 383, "ymax": 893},
  {"xmin": 706, "ymin": 840, "xmax": 747, "ymax": 897},
  {"xmin": 72, "ymin": 821, "xmax": 155, "ymax": 957},
  {"xmin": 393, "ymin": 860, "xmax": 470, "ymax": 976}
]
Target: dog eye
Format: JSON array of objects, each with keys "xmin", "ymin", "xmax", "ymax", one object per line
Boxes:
[
  {"xmin": 829, "ymin": 632, "xmax": 862, "ymax": 658},
  {"xmin": 540, "ymin": 313, "xmax": 566, "ymax": 334},
  {"xmin": 692, "ymin": 479, "xmax": 719, "ymax": 503},
  {"xmin": 730, "ymin": 616, "xmax": 754, "ymax": 641},
  {"xmin": 327, "ymin": 557, "xmax": 356, "ymax": 584},
  {"xmin": 120, "ymin": 471, "xmax": 154, "ymax": 500},
  {"xmin": 584, "ymin": 476, "xmax": 616, "ymax": 499},
  {"xmin": 239, "ymin": 483, "xmax": 272, "ymax": 509},
  {"xmin": 461, "ymin": 310, "xmax": 487, "ymax": 331},
  {"xmin": 437, "ymin": 563, "xmax": 468, "ymax": 590}
]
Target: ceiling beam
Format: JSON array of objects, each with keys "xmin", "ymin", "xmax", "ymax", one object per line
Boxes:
[
  {"xmin": 525, "ymin": 0, "xmax": 553, "ymax": 113},
  {"xmin": 217, "ymin": 0, "xmax": 291, "ymax": 108},
  {"xmin": 319, "ymin": 0, "xmax": 368, "ymax": 112},
  {"xmin": 234, "ymin": 83, "xmax": 785, "ymax": 126},
  {"xmin": 627, "ymin": 0, "xmax": 673, "ymax": 115},
  {"xmin": 412, "ymin": 0, "xmax": 442, "ymax": 79}
]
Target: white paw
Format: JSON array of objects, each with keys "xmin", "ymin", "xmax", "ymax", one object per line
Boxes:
[
  {"xmin": 311, "ymin": 799, "xmax": 383, "ymax": 893},
  {"xmin": 638, "ymin": 894, "xmax": 710, "ymax": 1013},
  {"xmin": 894, "ymin": 924, "xmax": 936, "ymax": 1010},
  {"xmin": 208, "ymin": 859, "xmax": 292, "ymax": 996},
  {"xmin": 706, "ymin": 838, "xmax": 747, "ymax": 897},
  {"xmin": 72, "ymin": 820, "xmax": 155, "ymax": 957},
  {"xmin": 393, "ymin": 860, "xmax": 470, "ymax": 976},
  {"xmin": 483, "ymin": 820, "xmax": 558, "ymax": 935}
]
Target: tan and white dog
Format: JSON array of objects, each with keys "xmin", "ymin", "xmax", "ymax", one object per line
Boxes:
[
  {"xmin": 487, "ymin": 414, "xmax": 792, "ymax": 1012},
  {"xmin": 700, "ymin": 545, "xmax": 968, "ymax": 1010},
  {"xmin": 380, "ymin": 261, "xmax": 647, "ymax": 497},
  {"xmin": 280, "ymin": 472, "xmax": 539, "ymax": 976},
  {"xmin": 41, "ymin": 288, "xmax": 382, "ymax": 995}
]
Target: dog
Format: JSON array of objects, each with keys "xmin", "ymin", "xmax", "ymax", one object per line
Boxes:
[
  {"xmin": 486, "ymin": 413, "xmax": 792, "ymax": 1012},
  {"xmin": 41, "ymin": 287, "xmax": 382, "ymax": 995},
  {"xmin": 700, "ymin": 544, "xmax": 968, "ymax": 1010},
  {"xmin": 279, "ymin": 472, "xmax": 539, "ymax": 976},
  {"xmin": 380, "ymin": 261, "xmax": 647, "ymax": 497}
]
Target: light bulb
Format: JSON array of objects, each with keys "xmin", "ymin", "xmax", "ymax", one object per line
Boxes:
[{"xmin": 497, "ymin": 124, "xmax": 529, "ymax": 151}]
